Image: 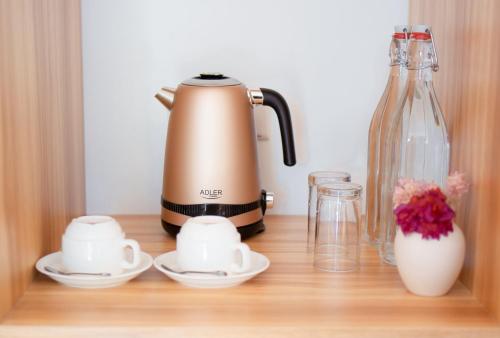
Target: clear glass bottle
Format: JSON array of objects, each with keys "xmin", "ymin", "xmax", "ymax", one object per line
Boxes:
[
  {"xmin": 365, "ymin": 26, "xmax": 409, "ymax": 245},
  {"xmin": 379, "ymin": 26, "xmax": 450, "ymax": 265}
]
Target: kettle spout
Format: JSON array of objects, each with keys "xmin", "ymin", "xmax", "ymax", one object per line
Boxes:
[{"xmin": 155, "ymin": 87, "xmax": 176, "ymax": 110}]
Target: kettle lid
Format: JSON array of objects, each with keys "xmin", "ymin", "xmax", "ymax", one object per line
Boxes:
[{"xmin": 182, "ymin": 73, "xmax": 241, "ymax": 87}]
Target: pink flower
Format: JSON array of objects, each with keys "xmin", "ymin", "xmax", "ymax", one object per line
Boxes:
[
  {"xmin": 394, "ymin": 188, "xmax": 455, "ymax": 240},
  {"xmin": 391, "ymin": 173, "xmax": 468, "ymax": 240},
  {"xmin": 393, "ymin": 184, "xmax": 412, "ymax": 207},
  {"xmin": 393, "ymin": 178, "xmax": 430, "ymax": 208},
  {"xmin": 446, "ymin": 171, "xmax": 469, "ymax": 198}
]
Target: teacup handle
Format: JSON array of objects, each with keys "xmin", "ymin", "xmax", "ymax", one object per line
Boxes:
[
  {"xmin": 121, "ymin": 239, "xmax": 141, "ymax": 269},
  {"xmin": 230, "ymin": 243, "xmax": 251, "ymax": 273}
]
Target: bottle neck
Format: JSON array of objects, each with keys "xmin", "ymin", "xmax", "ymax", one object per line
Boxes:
[
  {"xmin": 408, "ymin": 68, "xmax": 433, "ymax": 81},
  {"xmin": 388, "ymin": 36, "xmax": 407, "ymax": 80},
  {"xmin": 389, "ymin": 64, "xmax": 406, "ymax": 77},
  {"xmin": 389, "ymin": 37, "xmax": 407, "ymax": 67},
  {"xmin": 406, "ymin": 39, "xmax": 436, "ymax": 81}
]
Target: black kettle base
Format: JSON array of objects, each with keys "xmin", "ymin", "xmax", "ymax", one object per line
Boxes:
[{"xmin": 161, "ymin": 219, "xmax": 265, "ymax": 240}]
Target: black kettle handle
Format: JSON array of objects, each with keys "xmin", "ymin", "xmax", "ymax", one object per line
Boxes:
[{"xmin": 260, "ymin": 88, "xmax": 296, "ymax": 166}]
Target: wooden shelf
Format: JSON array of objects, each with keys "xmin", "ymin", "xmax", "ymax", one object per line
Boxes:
[{"xmin": 1, "ymin": 215, "xmax": 499, "ymax": 337}]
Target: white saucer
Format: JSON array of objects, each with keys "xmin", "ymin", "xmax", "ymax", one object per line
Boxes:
[
  {"xmin": 36, "ymin": 251, "xmax": 153, "ymax": 289},
  {"xmin": 154, "ymin": 250, "xmax": 270, "ymax": 288}
]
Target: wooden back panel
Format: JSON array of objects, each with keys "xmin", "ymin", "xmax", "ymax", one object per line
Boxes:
[
  {"xmin": 0, "ymin": 0, "xmax": 84, "ymax": 318},
  {"xmin": 410, "ymin": 0, "xmax": 500, "ymax": 319}
]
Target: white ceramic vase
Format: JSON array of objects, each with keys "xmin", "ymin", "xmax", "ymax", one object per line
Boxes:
[{"xmin": 394, "ymin": 224, "xmax": 465, "ymax": 297}]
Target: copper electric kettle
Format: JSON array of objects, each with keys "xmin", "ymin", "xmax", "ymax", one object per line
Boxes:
[{"xmin": 155, "ymin": 73, "xmax": 296, "ymax": 239}]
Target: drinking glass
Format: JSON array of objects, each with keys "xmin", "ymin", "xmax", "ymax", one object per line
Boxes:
[
  {"xmin": 314, "ymin": 182, "xmax": 362, "ymax": 272},
  {"xmin": 307, "ymin": 171, "xmax": 351, "ymax": 252}
]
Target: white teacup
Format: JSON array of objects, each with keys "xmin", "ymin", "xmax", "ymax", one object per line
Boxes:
[
  {"xmin": 62, "ymin": 216, "xmax": 141, "ymax": 275},
  {"xmin": 176, "ymin": 216, "xmax": 251, "ymax": 274}
]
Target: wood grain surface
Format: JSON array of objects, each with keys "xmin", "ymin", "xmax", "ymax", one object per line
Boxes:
[
  {"xmin": 410, "ymin": 0, "xmax": 500, "ymax": 320},
  {"xmin": 1, "ymin": 216, "xmax": 498, "ymax": 337},
  {"xmin": 0, "ymin": 0, "xmax": 85, "ymax": 320}
]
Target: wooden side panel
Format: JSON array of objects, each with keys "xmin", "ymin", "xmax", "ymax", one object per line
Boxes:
[
  {"xmin": 410, "ymin": 0, "xmax": 500, "ymax": 319},
  {"xmin": 0, "ymin": 0, "xmax": 84, "ymax": 319}
]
